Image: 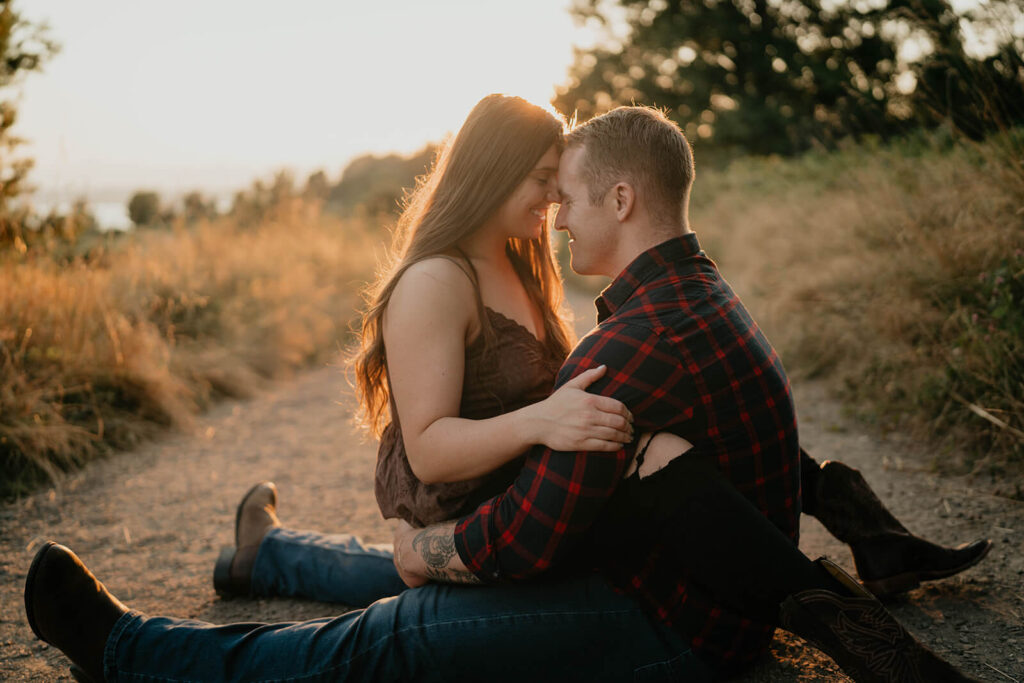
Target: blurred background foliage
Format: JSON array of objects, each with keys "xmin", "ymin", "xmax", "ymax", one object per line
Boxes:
[{"xmin": 555, "ymin": 0, "xmax": 1023, "ymax": 160}]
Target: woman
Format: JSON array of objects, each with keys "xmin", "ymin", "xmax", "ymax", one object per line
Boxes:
[
  {"xmin": 355, "ymin": 93, "xmax": 634, "ymax": 528},
  {"xmin": 213, "ymin": 94, "xmax": 634, "ymax": 604}
]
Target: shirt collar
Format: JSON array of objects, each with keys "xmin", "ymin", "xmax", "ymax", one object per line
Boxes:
[{"xmin": 595, "ymin": 232, "xmax": 703, "ymax": 323}]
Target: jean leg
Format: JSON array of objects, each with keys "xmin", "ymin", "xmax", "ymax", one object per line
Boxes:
[
  {"xmin": 107, "ymin": 574, "xmax": 715, "ymax": 683},
  {"xmin": 250, "ymin": 528, "xmax": 407, "ymax": 607}
]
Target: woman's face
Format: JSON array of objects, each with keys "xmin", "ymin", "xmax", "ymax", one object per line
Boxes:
[{"xmin": 486, "ymin": 145, "xmax": 561, "ymax": 242}]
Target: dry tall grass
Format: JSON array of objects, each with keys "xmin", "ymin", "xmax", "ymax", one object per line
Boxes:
[
  {"xmin": 691, "ymin": 131, "xmax": 1024, "ymax": 489},
  {"xmin": 1, "ymin": 202, "xmax": 379, "ymax": 497}
]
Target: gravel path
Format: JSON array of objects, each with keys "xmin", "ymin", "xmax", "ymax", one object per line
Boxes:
[{"xmin": 2, "ymin": 294, "xmax": 1022, "ymax": 681}]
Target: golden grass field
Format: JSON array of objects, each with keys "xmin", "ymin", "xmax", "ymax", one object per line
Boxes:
[
  {"xmin": 1, "ymin": 201, "xmax": 380, "ymax": 496},
  {"xmin": 2, "ymin": 131, "xmax": 1022, "ymax": 498}
]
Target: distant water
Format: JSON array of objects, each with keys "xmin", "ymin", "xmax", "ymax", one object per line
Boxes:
[
  {"xmin": 39, "ymin": 199, "xmax": 132, "ymax": 232},
  {"xmin": 91, "ymin": 202, "xmax": 132, "ymax": 231}
]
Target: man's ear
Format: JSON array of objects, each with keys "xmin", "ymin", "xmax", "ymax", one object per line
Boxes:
[{"xmin": 612, "ymin": 182, "xmax": 635, "ymax": 222}]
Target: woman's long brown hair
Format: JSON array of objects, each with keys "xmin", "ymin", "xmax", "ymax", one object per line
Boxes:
[{"xmin": 351, "ymin": 94, "xmax": 574, "ymax": 436}]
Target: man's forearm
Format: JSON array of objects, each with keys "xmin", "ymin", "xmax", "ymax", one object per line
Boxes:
[{"xmin": 395, "ymin": 521, "xmax": 483, "ymax": 585}]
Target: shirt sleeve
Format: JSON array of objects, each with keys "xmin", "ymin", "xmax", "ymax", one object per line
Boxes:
[{"xmin": 453, "ymin": 321, "xmax": 699, "ymax": 581}]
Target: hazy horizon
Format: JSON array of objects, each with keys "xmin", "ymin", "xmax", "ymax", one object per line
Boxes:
[{"xmin": 14, "ymin": 1, "xmax": 602, "ymax": 206}]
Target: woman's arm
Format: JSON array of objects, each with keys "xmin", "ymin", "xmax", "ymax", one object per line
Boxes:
[{"xmin": 384, "ymin": 258, "xmax": 633, "ymax": 485}]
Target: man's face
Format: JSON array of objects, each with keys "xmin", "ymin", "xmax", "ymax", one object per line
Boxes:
[{"xmin": 555, "ymin": 146, "xmax": 621, "ymax": 277}]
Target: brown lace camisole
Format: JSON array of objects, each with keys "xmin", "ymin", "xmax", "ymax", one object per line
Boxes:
[{"xmin": 374, "ymin": 305, "xmax": 565, "ymax": 527}]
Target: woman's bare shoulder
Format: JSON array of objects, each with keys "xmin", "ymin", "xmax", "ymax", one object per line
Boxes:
[{"xmin": 389, "ymin": 256, "xmax": 477, "ymax": 321}]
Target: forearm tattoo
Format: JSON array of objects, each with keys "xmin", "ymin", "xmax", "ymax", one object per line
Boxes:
[{"xmin": 411, "ymin": 526, "xmax": 482, "ymax": 585}]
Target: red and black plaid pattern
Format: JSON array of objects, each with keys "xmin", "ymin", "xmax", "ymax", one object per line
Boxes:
[{"xmin": 454, "ymin": 233, "xmax": 801, "ymax": 669}]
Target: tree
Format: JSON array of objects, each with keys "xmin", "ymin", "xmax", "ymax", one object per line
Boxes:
[
  {"xmin": 894, "ymin": 0, "xmax": 1024, "ymax": 139},
  {"xmin": 303, "ymin": 170, "xmax": 329, "ymax": 202},
  {"xmin": 182, "ymin": 191, "xmax": 217, "ymax": 224},
  {"xmin": 555, "ymin": 0, "xmax": 1023, "ymax": 157},
  {"xmin": 556, "ymin": 0, "xmax": 905, "ymax": 157},
  {"xmin": 327, "ymin": 146, "xmax": 435, "ymax": 216},
  {"xmin": 0, "ymin": 0, "xmax": 59, "ymax": 251},
  {"xmin": 127, "ymin": 191, "xmax": 161, "ymax": 227}
]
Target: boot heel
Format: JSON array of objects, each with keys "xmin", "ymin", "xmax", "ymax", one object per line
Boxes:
[
  {"xmin": 212, "ymin": 546, "xmax": 239, "ymax": 597},
  {"xmin": 862, "ymin": 572, "xmax": 920, "ymax": 597}
]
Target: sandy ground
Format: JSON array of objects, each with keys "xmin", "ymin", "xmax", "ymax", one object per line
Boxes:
[{"xmin": 2, "ymin": 294, "xmax": 1023, "ymax": 681}]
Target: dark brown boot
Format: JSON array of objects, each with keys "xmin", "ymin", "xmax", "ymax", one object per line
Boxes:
[
  {"xmin": 780, "ymin": 558, "xmax": 981, "ymax": 682},
  {"xmin": 808, "ymin": 459, "xmax": 991, "ymax": 597},
  {"xmin": 213, "ymin": 481, "xmax": 280, "ymax": 597},
  {"xmin": 24, "ymin": 542, "xmax": 129, "ymax": 683}
]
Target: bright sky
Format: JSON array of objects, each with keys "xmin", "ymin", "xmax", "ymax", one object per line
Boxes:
[{"xmin": 15, "ymin": 1, "xmax": 596, "ymax": 203}]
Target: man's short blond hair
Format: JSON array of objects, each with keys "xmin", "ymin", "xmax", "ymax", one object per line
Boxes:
[{"xmin": 566, "ymin": 106, "xmax": 695, "ymax": 224}]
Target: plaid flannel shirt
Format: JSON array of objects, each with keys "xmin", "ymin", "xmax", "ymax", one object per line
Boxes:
[{"xmin": 454, "ymin": 232, "xmax": 801, "ymax": 669}]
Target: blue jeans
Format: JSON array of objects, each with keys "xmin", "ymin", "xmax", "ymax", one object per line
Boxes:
[
  {"xmin": 103, "ymin": 528, "xmax": 713, "ymax": 681},
  {"xmin": 250, "ymin": 528, "xmax": 408, "ymax": 607}
]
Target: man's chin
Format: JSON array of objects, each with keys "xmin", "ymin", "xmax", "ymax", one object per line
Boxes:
[{"xmin": 569, "ymin": 259, "xmax": 596, "ymax": 277}]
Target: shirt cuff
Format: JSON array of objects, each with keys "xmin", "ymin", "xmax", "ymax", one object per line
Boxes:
[{"xmin": 453, "ymin": 516, "xmax": 500, "ymax": 582}]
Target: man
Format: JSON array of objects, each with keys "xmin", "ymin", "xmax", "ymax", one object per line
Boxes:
[{"xmin": 25, "ymin": 107, "xmax": 980, "ymax": 682}]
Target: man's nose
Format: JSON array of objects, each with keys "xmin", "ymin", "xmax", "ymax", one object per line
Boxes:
[{"xmin": 553, "ymin": 203, "xmax": 566, "ymax": 231}]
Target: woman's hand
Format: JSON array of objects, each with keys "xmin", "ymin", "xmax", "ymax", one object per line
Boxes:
[{"xmin": 529, "ymin": 365, "xmax": 634, "ymax": 452}]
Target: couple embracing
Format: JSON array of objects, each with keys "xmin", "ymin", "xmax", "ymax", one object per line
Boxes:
[{"xmin": 25, "ymin": 95, "xmax": 988, "ymax": 682}]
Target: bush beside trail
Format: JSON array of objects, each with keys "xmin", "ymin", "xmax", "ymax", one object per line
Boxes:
[
  {"xmin": 0, "ymin": 203, "xmax": 378, "ymax": 498},
  {"xmin": 691, "ymin": 130, "xmax": 1024, "ymax": 490}
]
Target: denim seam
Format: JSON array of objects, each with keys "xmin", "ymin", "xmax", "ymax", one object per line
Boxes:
[{"xmin": 104, "ymin": 610, "xmax": 143, "ymax": 682}]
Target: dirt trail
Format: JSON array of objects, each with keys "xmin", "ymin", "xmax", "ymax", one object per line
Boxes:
[{"xmin": 2, "ymin": 292, "xmax": 1023, "ymax": 681}]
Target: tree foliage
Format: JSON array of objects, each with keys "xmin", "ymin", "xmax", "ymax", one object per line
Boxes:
[
  {"xmin": 555, "ymin": 0, "xmax": 1024, "ymax": 156},
  {"xmin": 127, "ymin": 191, "xmax": 161, "ymax": 227},
  {"xmin": 182, "ymin": 191, "xmax": 218, "ymax": 224},
  {"xmin": 0, "ymin": 0, "xmax": 59, "ymax": 251},
  {"xmin": 327, "ymin": 146, "xmax": 436, "ymax": 216}
]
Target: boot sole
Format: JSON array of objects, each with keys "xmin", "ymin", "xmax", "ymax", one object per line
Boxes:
[
  {"xmin": 24, "ymin": 541, "xmax": 57, "ymax": 644},
  {"xmin": 863, "ymin": 539, "xmax": 993, "ymax": 597}
]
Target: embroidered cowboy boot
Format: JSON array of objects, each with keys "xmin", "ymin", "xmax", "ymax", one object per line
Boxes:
[{"xmin": 780, "ymin": 558, "xmax": 982, "ymax": 682}]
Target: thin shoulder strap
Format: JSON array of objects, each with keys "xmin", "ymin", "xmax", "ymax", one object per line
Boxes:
[
  {"xmin": 446, "ymin": 246, "xmax": 494, "ymax": 346},
  {"xmin": 447, "ymin": 246, "xmax": 486, "ymax": 311}
]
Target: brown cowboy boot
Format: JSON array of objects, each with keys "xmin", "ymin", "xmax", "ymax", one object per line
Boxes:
[
  {"xmin": 803, "ymin": 456, "xmax": 991, "ymax": 597},
  {"xmin": 213, "ymin": 481, "xmax": 280, "ymax": 596},
  {"xmin": 780, "ymin": 558, "xmax": 982, "ymax": 682},
  {"xmin": 25, "ymin": 542, "xmax": 130, "ymax": 683}
]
